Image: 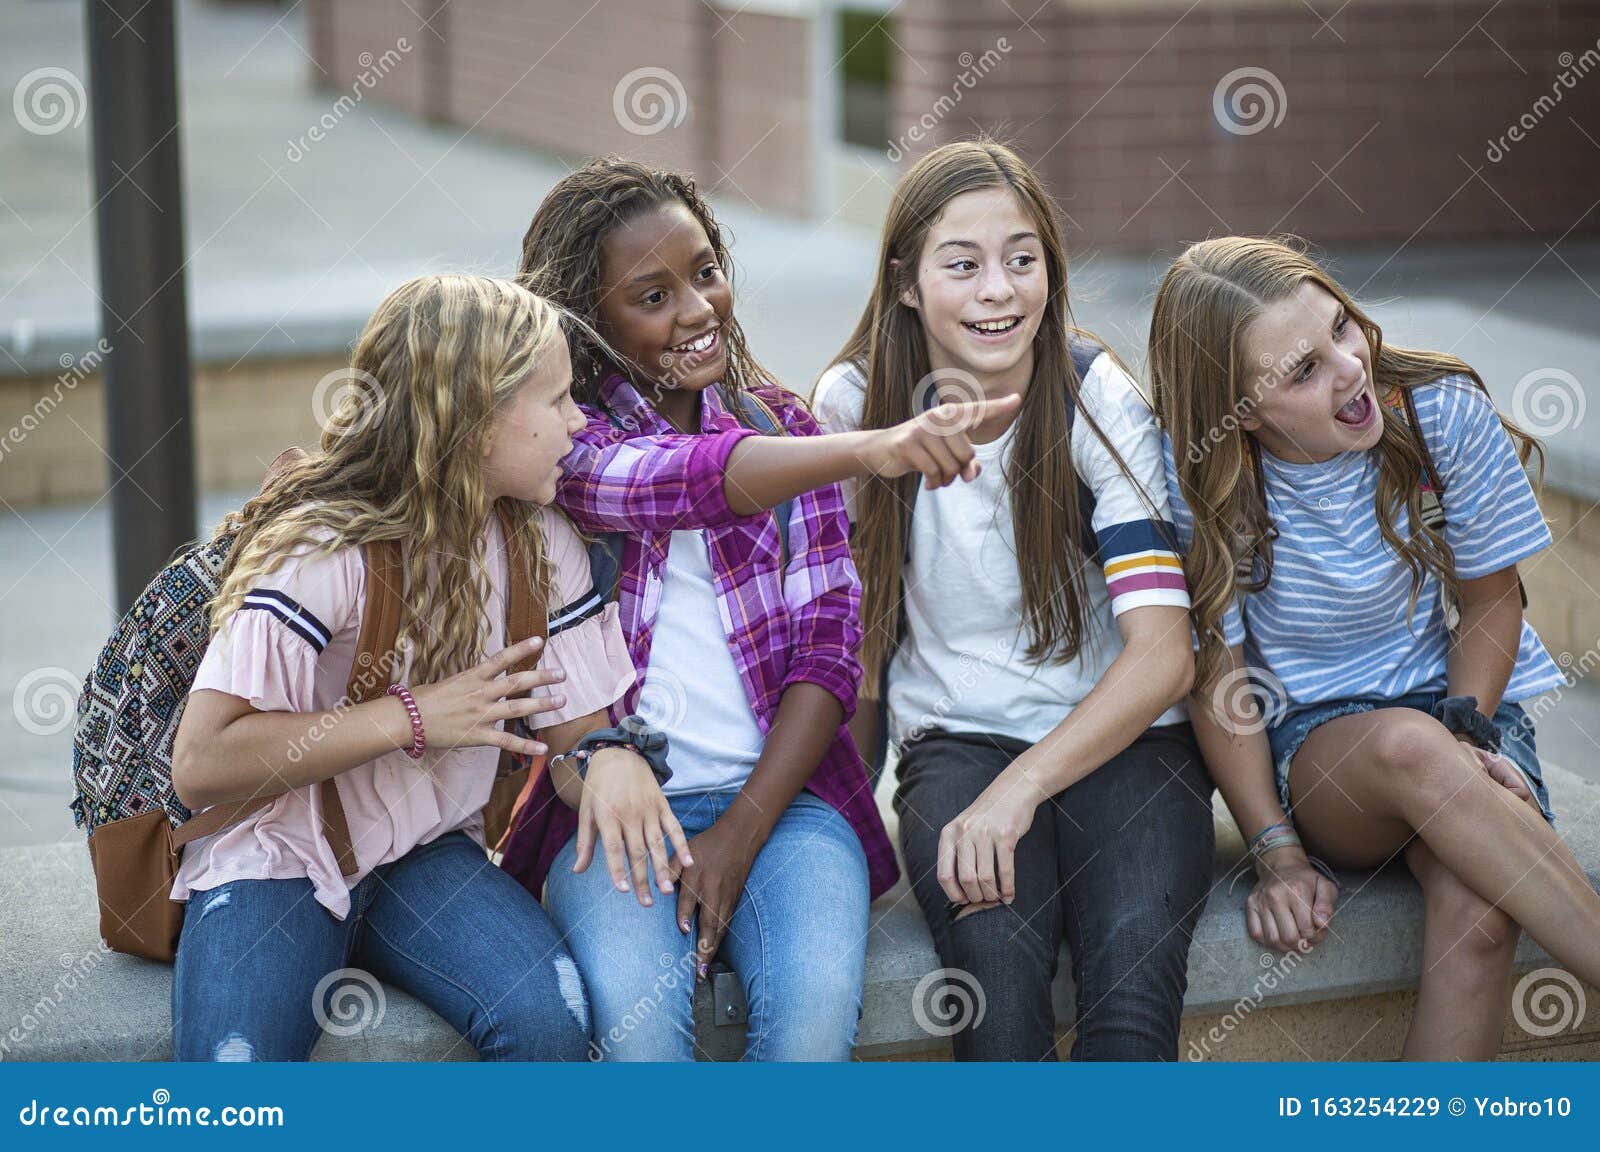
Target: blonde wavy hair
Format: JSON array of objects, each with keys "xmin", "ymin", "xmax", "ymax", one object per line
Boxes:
[
  {"xmin": 1148, "ymin": 236, "xmax": 1543, "ymax": 693},
  {"xmin": 209, "ymin": 274, "xmax": 565, "ymax": 685}
]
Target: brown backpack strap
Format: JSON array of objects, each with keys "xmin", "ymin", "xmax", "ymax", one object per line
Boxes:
[
  {"xmin": 485, "ymin": 504, "xmax": 552, "ymax": 846},
  {"xmin": 351, "ymin": 539, "xmax": 405, "ymax": 702},
  {"xmin": 318, "ymin": 537, "xmax": 406, "ymax": 876},
  {"xmin": 495, "ymin": 503, "xmax": 549, "ymax": 777},
  {"xmin": 498, "ymin": 502, "xmax": 549, "ymax": 662},
  {"xmin": 262, "ymin": 446, "xmax": 309, "ymax": 491},
  {"xmin": 171, "ymin": 794, "xmax": 278, "ymax": 849}
]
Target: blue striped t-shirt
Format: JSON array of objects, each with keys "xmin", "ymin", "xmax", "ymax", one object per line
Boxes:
[{"xmin": 1165, "ymin": 376, "xmax": 1564, "ymax": 710}]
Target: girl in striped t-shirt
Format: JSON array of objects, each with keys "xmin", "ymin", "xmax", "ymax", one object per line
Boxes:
[
  {"xmin": 812, "ymin": 139, "xmax": 1211, "ymax": 1062},
  {"xmin": 1153, "ymin": 235, "xmax": 1600, "ymax": 1059}
]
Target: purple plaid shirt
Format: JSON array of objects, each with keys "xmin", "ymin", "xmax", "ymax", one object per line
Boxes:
[{"xmin": 499, "ymin": 372, "xmax": 899, "ymax": 901}]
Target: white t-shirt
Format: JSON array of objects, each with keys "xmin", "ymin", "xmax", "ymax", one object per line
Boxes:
[
  {"xmin": 642, "ymin": 530, "xmax": 765, "ymax": 793},
  {"xmin": 813, "ymin": 354, "xmax": 1190, "ymax": 747}
]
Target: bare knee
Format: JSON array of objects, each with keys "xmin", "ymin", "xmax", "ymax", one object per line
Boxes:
[
  {"xmin": 1420, "ymin": 865, "xmax": 1519, "ymax": 966},
  {"xmin": 1371, "ymin": 711, "xmax": 1475, "ymax": 810}
]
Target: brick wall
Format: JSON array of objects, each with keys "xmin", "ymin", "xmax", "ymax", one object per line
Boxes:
[
  {"xmin": 896, "ymin": 0, "xmax": 1600, "ymax": 252},
  {"xmin": 308, "ymin": 0, "xmax": 436, "ymax": 120},
  {"xmin": 440, "ymin": 0, "xmax": 707, "ymax": 167},
  {"xmin": 710, "ymin": 10, "xmax": 814, "ymax": 216},
  {"xmin": 306, "ymin": 0, "xmax": 817, "ymax": 215},
  {"xmin": 306, "ymin": 0, "xmax": 1597, "ymax": 250}
]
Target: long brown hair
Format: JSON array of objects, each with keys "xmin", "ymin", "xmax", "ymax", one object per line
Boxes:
[
  {"xmin": 211, "ymin": 274, "xmax": 561, "ymax": 685},
  {"xmin": 829, "ymin": 138, "xmax": 1141, "ymax": 691},
  {"xmin": 517, "ymin": 155, "xmax": 777, "ymax": 411},
  {"xmin": 1148, "ymin": 235, "xmax": 1544, "ymax": 692}
]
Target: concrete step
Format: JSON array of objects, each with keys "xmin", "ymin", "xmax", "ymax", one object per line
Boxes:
[{"xmin": 2, "ymin": 765, "xmax": 1596, "ymax": 1061}]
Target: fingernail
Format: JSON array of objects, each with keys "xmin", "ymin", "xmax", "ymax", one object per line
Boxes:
[
  {"xmin": 682, "ymin": 854, "xmax": 694, "ymax": 866},
  {"xmin": 697, "ymin": 962, "xmax": 708, "ymax": 978},
  {"xmin": 617, "ymin": 881, "xmax": 630, "ymax": 891},
  {"xmin": 641, "ymin": 897, "xmax": 653, "ymax": 906},
  {"xmin": 680, "ymin": 919, "xmax": 691, "ymax": 932},
  {"xmin": 532, "ymin": 743, "xmax": 548, "ymax": 755}
]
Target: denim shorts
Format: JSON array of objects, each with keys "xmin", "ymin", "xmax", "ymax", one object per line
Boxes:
[{"xmin": 1266, "ymin": 689, "xmax": 1555, "ymax": 825}]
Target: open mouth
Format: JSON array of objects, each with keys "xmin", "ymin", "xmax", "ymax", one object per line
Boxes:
[
  {"xmin": 1334, "ymin": 389, "xmax": 1375, "ymax": 429},
  {"xmin": 668, "ymin": 327, "xmax": 720, "ymax": 359},
  {"xmin": 962, "ymin": 316, "xmax": 1022, "ymax": 340}
]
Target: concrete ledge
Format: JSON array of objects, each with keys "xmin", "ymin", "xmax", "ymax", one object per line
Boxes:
[{"xmin": 4, "ymin": 765, "xmax": 1596, "ymax": 1062}]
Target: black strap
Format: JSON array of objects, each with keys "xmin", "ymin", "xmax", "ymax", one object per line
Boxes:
[
  {"xmin": 1397, "ymin": 385, "xmax": 1446, "ymax": 498},
  {"xmin": 595, "ymin": 383, "xmax": 793, "ymax": 588}
]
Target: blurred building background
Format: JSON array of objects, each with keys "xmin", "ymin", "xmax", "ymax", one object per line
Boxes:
[
  {"xmin": 2, "ymin": 0, "xmax": 1599, "ymax": 846},
  {"xmin": 309, "ymin": 0, "xmax": 1600, "ymax": 246}
]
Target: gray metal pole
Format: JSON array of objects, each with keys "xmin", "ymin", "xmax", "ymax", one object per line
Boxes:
[{"xmin": 86, "ymin": 0, "xmax": 196, "ymax": 614}]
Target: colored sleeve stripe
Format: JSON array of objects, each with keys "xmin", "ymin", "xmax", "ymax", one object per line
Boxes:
[
  {"xmin": 239, "ymin": 590, "xmax": 332, "ymax": 653},
  {"xmin": 1103, "ymin": 551, "xmax": 1185, "ymax": 578},
  {"xmin": 547, "ymin": 589, "xmax": 607, "ymax": 636},
  {"xmin": 1095, "ymin": 518, "xmax": 1182, "ymax": 562},
  {"xmin": 1096, "ymin": 520, "xmax": 1190, "ymax": 613},
  {"xmin": 1106, "ymin": 571, "xmax": 1189, "ymax": 600}
]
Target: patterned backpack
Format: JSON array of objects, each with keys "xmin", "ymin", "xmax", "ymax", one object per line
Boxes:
[{"xmin": 70, "ymin": 449, "xmax": 549, "ymax": 961}]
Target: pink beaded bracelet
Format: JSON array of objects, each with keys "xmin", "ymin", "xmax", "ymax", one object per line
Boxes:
[{"xmin": 386, "ymin": 683, "xmax": 426, "ymax": 759}]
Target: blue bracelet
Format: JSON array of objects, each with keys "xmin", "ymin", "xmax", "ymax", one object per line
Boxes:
[{"xmin": 1246, "ymin": 820, "xmax": 1293, "ymax": 852}]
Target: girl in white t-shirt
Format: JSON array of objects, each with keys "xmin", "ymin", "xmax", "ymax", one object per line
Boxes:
[
  {"xmin": 812, "ymin": 138, "xmax": 1211, "ymax": 1061},
  {"xmin": 1152, "ymin": 235, "xmax": 1600, "ymax": 1058},
  {"xmin": 169, "ymin": 275, "xmax": 636, "ymax": 1061}
]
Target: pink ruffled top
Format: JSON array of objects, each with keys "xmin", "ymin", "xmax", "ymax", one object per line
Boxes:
[{"xmin": 173, "ymin": 506, "xmax": 635, "ymax": 919}]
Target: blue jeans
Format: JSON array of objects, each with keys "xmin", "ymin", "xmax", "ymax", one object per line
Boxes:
[
  {"xmin": 172, "ymin": 830, "xmax": 591, "ymax": 1061},
  {"xmin": 544, "ymin": 788, "xmax": 869, "ymax": 1061}
]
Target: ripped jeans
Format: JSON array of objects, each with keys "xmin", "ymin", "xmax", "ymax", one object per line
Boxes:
[{"xmin": 171, "ymin": 830, "xmax": 590, "ymax": 1061}]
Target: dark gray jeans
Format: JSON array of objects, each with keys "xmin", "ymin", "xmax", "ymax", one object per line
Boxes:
[{"xmin": 894, "ymin": 723, "xmax": 1215, "ymax": 1061}]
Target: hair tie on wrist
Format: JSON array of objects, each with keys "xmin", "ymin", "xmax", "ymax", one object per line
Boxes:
[{"xmin": 387, "ymin": 683, "xmax": 426, "ymax": 759}]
